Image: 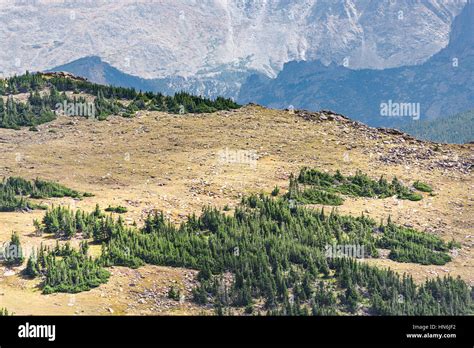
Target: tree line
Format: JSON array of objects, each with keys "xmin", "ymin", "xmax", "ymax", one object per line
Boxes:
[
  {"xmin": 0, "ymin": 177, "xmax": 89, "ymax": 212},
  {"xmin": 397, "ymin": 109, "xmax": 474, "ymax": 145},
  {"xmin": 0, "ymin": 72, "xmax": 240, "ymax": 129}
]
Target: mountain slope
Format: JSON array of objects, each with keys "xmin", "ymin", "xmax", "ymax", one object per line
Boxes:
[
  {"xmin": 0, "ymin": 104, "xmax": 472, "ymax": 314},
  {"xmin": 397, "ymin": 110, "xmax": 474, "ymax": 144},
  {"xmin": 238, "ymin": 2, "xmax": 474, "ymax": 128}
]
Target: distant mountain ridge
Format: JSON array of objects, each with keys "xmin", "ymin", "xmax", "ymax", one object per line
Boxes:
[
  {"xmin": 49, "ymin": 56, "xmax": 250, "ymax": 99},
  {"xmin": 49, "ymin": 56, "xmax": 153, "ymax": 90},
  {"xmin": 238, "ymin": 2, "xmax": 474, "ymax": 128}
]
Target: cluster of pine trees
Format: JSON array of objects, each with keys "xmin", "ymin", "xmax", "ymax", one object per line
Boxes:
[
  {"xmin": 24, "ymin": 241, "xmax": 110, "ymax": 294},
  {"xmin": 1, "ymin": 232, "xmax": 24, "ymax": 266},
  {"xmin": 0, "ymin": 72, "xmax": 46, "ymax": 94},
  {"xmin": 295, "ymin": 168, "xmax": 425, "ymax": 203},
  {"xmin": 287, "ymin": 174, "xmax": 344, "ymax": 205},
  {"xmin": 104, "ymin": 205, "xmax": 128, "ymax": 213},
  {"xmin": 0, "ymin": 308, "xmax": 12, "ymax": 316},
  {"xmin": 39, "ymin": 204, "xmax": 118, "ymax": 241},
  {"xmin": 16, "ymin": 178, "xmax": 470, "ymax": 315},
  {"xmin": 331, "ymin": 258, "xmax": 471, "ymax": 315},
  {"xmin": 0, "ymin": 80, "xmax": 75, "ymax": 129},
  {"xmin": 0, "ymin": 82, "xmax": 124, "ymax": 128},
  {"xmin": 0, "ymin": 185, "xmax": 31, "ymax": 212},
  {"xmin": 0, "ymin": 94, "xmax": 55, "ymax": 129},
  {"xmin": 413, "ymin": 180, "xmax": 433, "ymax": 193},
  {"xmin": 378, "ymin": 220, "xmax": 458, "ymax": 265},
  {"xmin": 0, "ymin": 72, "xmax": 240, "ymax": 129},
  {"xmin": 0, "ymin": 177, "xmax": 86, "ymax": 211},
  {"xmin": 47, "ymin": 75, "xmax": 240, "ymax": 115},
  {"xmin": 98, "ymin": 194, "xmax": 463, "ymax": 314},
  {"xmin": 3, "ymin": 177, "xmax": 84, "ymax": 199}
]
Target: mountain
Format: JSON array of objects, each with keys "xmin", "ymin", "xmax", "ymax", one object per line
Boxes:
[
  {"xmin": 0, "ymin": 0, "xmax": 464, "ymax": 90},
  {"xmin": 49, "ymin": 56, "xmax": 155, "ymax": 91},
  {"xmin": 238, "ymin": 2, "xmax": 474, "ymax": 127},
  {"xmin": 397, "ymin": 110, "xmax": 474, "ymax": 144},
  {"xmin": 48, "ymin": 56, "xmax": 252, "ymax": 99}
]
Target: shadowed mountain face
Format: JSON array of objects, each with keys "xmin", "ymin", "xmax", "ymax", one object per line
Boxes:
[
  {"xmin": 49, "ymin": 56, "xmax": 153, "ymax": 90},
  {"xmin": 238, "ymin": 2, "xmax": 474, "ymax": 128},
  {"xmin": 398, "ymin": 110, "xmax": 474, "ymax": 144}
]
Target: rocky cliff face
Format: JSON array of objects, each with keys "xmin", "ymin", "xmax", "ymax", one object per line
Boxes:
[{"xmin": 0, "ymin": 0, "xmax": 463, "ymax": 81}]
